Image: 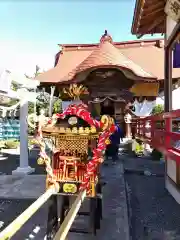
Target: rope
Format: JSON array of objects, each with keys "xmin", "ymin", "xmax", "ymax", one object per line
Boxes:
[
  {"xmin": 34, "ymin": 103, "xmax": 116, "ymax": 193},
  {"xmin": 0, "ymin": 101, "xmax": 20, "ymax": 110}
]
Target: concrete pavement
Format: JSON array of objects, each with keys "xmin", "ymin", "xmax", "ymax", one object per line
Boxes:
[
  {"xmin": 0, "ymin": 175, "xmax": 46, "ymax": 199},
  {"xmin": 0, "ymin": 161, "xmax": 130, "ymax": 240}
]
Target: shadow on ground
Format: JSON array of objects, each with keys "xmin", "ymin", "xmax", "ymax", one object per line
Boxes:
[{"xmin": 0, "ymin": 149, "xmax": 45, "ymax": 175}]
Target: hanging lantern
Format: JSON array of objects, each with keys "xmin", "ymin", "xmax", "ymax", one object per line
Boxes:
[{"xmin": 124, "ymin": 113, "xmax": 132, "ymax": 124}]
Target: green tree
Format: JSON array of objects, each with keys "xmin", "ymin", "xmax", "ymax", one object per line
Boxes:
[
  {"xmin": 34, "ymin": 65, "xmax": 40, "ymax": 77},
  {"xmin": 11, "ymin": 82, "xmax": 19, "ymax": 91},
  {"xmin": 26, "ymin": 65, "xmax": 63, "ymax": 116},
  {"xmin": 25, "ymin": 65, "xmax": 46, "ymax": 114},
  {"xmin": 25, "ymin": 65, "xmax": 41, "ymax": 79},
  {"xmin": 53, "ymin": 98, "xmax": 62, "ymax": 113},
  {"xmin": 151, "ymin": 104, "xmax": 164, "ymax": 115}
]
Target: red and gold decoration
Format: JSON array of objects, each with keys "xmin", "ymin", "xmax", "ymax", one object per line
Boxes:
[{"xmin": 35, "ymin": 103, "xmax": 116, "ymax": 196}]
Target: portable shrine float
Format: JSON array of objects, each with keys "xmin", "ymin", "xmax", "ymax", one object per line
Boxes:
[{"xmin": 31, "ymin": 103, "xmax": 116, "ymax": 236}]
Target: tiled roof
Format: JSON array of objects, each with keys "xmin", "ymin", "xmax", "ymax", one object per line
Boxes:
[
  {"xmin": 66, "ymin": 41, "xmax": 156, "ymax": 81},
  {"xmin": 36, "ymin": 33, "xmax": 180, "ymax": 84}
]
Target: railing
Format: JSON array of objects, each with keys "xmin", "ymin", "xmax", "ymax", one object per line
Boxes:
[
  {"xmin": 4, "ymin": 110, "xmax": 180, "ymax": 239},
  {"xmin": 133, "ymin": 109, "xmax": 180, "ymax": 163}
]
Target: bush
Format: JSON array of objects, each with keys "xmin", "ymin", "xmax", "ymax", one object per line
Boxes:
[
  {"xmin": 135, "ymin": 142, "xmax": 144, "ymax": 154},
  {"xmin": 53, "ymin": 98, "xmax": 62, "ymax": 113},
  {"xmin": 4, "ymin": 140, "xmax": 20, "ymax": 149},
  {"xmin": 28, "ymin": 138, "xmax": 38, "ymax": 146},
  {"xmin": 152, "ymin": 104, "xmax": 164, "ymax": 115},
  {"xmin": 0, "ymin": 141, "xmax": 5, "ymax": 149},
  {"xmin": 151, "ymin": 149, "xmax": 162, "ymax": 161}
]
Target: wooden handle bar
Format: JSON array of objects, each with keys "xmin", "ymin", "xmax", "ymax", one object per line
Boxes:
[
  {"xmin": 0, "ymin": 185, "xmax": 58, "ymax": 240},
  {"xmin": 54, "ymin": 190, "xmax": 86, "ymax": 240}
]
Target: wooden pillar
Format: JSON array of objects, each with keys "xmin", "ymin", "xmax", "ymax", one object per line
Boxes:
[
  {"xmin": 49, "ymin": 86, "xmax": 56, "ymax": 117},
  {"xmin": 124, "ymin": 113, "xmax": 132, "ymax": 139},
  {"xmin": 125, "ymin": 122, "xmax": 131, "ymax": 139},
  {"xmin": 92, "ymin": 102, "xmax": 101, "ymax": 117},
  {"xmin": 114, "ymin": 102, "xmax": 123, "ymax": 124}
]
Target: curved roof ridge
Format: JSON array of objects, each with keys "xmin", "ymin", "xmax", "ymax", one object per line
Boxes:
[
  {"xmin": 66, "ymin": 41, "xmax": 156, "ymax": 80},
  {"xmin": 117, "ymin": 46, "xmax": 156, "ymax": 78}
]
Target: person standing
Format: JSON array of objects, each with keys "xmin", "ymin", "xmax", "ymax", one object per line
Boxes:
[{"xmin": 106, "ymin": 119, "xmax": 123, "ymax": 164}]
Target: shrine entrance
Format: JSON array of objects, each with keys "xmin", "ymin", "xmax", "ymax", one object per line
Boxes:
[
  {"xmin": 37, "ymin": 30, "xmax": 161, "ymax": 140},
  {"xmin": 100, "ymin": 99, "xmax": 114, "ymax": 117}
]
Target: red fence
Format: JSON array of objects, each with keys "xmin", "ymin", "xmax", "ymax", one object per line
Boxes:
[{"xmin": 134, "ymin": 109, "xmax": 180, "ymax": 163}]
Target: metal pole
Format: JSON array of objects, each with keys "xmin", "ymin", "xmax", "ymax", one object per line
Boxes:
[{"xmin": 0, "ymin": 186, "xmax": 58, "ymax": 240}]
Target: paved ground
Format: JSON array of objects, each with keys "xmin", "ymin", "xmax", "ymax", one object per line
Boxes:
[
  {"xmin": 0, "ymin": 175, "xmax": 46, "ymax": 199},
  {"xmin": 68, "ymin": 161, "xmax": 130, "ymax": 240},
  {"xmin": 0, "ymin": 149, "xmax": 45, "ymax": 175},
  {"xmin": 124, "ymin": 155, "xmax": 180, "ymax": 240},
  {"xmin": 0, "ymin": 159, "xmax": 130, "ymax": 240},
  {"xmin": 2, "ymin": 144, "xmax": 180, "ymax": 239}
]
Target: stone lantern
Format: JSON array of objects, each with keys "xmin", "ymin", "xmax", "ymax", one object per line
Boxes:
[{"xmin": 124, "ymin": 113, "xmax": 132, "ymax": 124}]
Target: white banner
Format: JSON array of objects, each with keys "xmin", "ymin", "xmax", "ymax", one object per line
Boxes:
[{"xmin": 133, "ymin": 100, "xmax": 156, "ymax": 117}]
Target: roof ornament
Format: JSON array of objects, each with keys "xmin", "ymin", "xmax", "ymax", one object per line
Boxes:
[{"xmin": 100, "ymin": 30, "xmax": 113, "ymax": 43}]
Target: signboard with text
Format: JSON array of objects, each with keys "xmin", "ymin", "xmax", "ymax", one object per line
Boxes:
[{"xmin": 165, "ymin": 0, "xmax": 180, "ymax": 22}]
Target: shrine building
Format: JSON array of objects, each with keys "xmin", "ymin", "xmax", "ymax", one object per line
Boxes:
[{"xmin": 36, "ymin": 31, "xmax": 180, "ymax": 137}]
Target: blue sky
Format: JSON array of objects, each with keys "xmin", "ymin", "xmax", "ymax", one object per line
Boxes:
[{"xmin": 0, "ymin": 0, "xmax": 161, "ymax": 75}]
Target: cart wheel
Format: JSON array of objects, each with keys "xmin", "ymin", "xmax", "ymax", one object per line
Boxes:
[{"xmin": 89, "ymin": 198, "xmax": 97, "ymax": 235}]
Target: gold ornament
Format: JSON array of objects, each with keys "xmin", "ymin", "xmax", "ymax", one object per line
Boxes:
[
  {"xmin": 63, "ymin": 84, "xmax": 88, "ymax": 100},
  {"xmin": 59, "ymin": 127, "xmax": 65, "ymax": 133},
  {"xmin": 37, "ymin": 157, "xmax": 44, "ymax": 165},
  {"xmin": 72, "ymin": 127, "xmax": 78, "ymax": 134},
  {"xmin": 110, "ymin": 117, "xmax": 115, "ymax": 125},
  {"xmin": 65, "ymin": 128, "xmax": 71, "ymax": 134},
  {"xmin": 79, "ymin": 127, "xmax": 84, "ymax": 134},
  {"xmin": 63, "ymin": 183, "xmax": 77, "ymax": 194},
  {"xmin": 84, "ymin": 127, "xmax": 90, "ymax": 134},
  {"xmin": 100, "ymin": 115, "xmax": 110, "ymax": 131},
  {"xmin": 90, "ymin": 126, "xmax": 96, "ymax": 133},
  {"xmin": 105, "ymin": 139, "xmax": 111, "ymax": 145}
]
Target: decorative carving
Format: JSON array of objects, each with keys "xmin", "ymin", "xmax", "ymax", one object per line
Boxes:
[
  {"xmin": 68, "ymin": 116, "xmax": 78, "ymax": 125},
  {"xmin": 100, "ymin": 30, "xmax": 113, "ymax": 43},
  {"xmin": 63, "ymin": 84, "xmax": 89, "ymax": 100}
]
